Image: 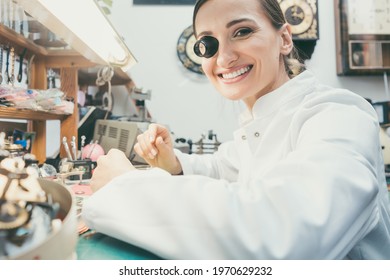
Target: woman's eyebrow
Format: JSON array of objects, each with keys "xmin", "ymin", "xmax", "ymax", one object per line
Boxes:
[
  {"xmin": 197, "ymin": 30, "xmax": 212, "ymax": 37},
  {"xmin": 197, "ymin": 18, "xmax": 256, "ymax": 37},
  {"xmin": 226, "ymin": 18, "xmax": 255, "ymax": 29}
]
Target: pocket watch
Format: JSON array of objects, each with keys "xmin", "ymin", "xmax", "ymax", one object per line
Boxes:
[
  {"xmin": 176, "ymin": 25, "xmax": 204, "ymax": 75},
  {"xmin": 278, "ymin": 0, "xmax": 319, "ymax": 40}
]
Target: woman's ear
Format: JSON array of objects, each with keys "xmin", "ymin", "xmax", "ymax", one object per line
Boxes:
[{"xmin": 279, "ymin": 23, "xmax": 293, "ymax": 55}]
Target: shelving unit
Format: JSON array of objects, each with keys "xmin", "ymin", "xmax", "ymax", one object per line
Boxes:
[
  {"xmin": 0, "ymin": 0, "xmax": 135, "ymax": 163},
  {"xmin": 0, "ymin": 25, "xmax": 95, "ymax": 163}
]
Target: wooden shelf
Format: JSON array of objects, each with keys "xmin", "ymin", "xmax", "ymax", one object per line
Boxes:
[
  {"xmin": 0, "ymin": 25, "xmax": 49, "ymax": 57},
  {"xmin": 0, "ymin": 107, "xmax": 69, "ymax": 121},
  {"xmin": 0, "ymin": 0, "xmax": 134, "ymax": 164},
  {"xmin": 0, "ymin": 11, "xmax": 85, "ymax": 163}
]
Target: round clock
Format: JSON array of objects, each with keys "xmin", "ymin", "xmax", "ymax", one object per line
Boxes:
[
  {"xmin": 279, "ymin": 0, "xmax": 315, "ymax": 36},
  {"xmin": 176, "ymin": 25, "xmax": 204, "ymax": 75}
]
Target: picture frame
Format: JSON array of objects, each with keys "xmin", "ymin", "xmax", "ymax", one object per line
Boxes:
[{"xmin": 334, "ymin": 0, "xmax": 390, "ymax": 76}]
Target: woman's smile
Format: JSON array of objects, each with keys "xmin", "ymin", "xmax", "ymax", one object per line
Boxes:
[
  {"xmin": 218, "ymin": 65, "xmax": 253, "ymax": 82},
  {"xmin": 195, "ymin": 0, "xmax": 293, "ymax": 108}
]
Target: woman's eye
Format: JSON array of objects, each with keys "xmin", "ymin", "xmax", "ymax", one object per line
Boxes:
[{"xmin": 234, "ymin": 28, "xmax": 253, "ymax": 38}]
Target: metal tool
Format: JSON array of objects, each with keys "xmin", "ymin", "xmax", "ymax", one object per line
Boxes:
[
  {"xmin": 70, "ymin": 136, "xmax": 77, "ymax": 161},
  {"xmin": 17, "ymin": 48, "xmax": 27, "ymax": 83},
  {"xmin": 9, "ymin": 47, "xmax": 14, "ymax": 85},
  {"xmin": 80, "ymin": 135, "xmax": 86, "ymax": 160},
  {"xmin": 87, "ymin": 140, "xmax": 98, "ymax": 159},
  {"xmin": 25, "ymin": 54, "xmax": 35, "ymax": 86},
  {"xmin": 4, "ymin": 47, "xmax": 9, "ymax": 83}
]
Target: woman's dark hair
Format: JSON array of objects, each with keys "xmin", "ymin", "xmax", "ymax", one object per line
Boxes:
[{"xmin": 192, "ymin": 0, "xmax": 305, "ymax": 78}]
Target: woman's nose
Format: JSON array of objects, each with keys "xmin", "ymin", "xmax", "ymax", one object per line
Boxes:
[{"xmin": 216, "ymin": 41, "xmax": 238, "ymax": 68}]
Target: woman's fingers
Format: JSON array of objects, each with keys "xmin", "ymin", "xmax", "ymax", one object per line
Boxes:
[{"xmin": 136, "ymin": 130, "xmax": 157, "ymax": 160}]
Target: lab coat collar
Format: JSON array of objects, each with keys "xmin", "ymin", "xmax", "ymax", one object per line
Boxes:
[{"xmin": 239, "ymin": 70, "xmax": 317, "ymax": 126}]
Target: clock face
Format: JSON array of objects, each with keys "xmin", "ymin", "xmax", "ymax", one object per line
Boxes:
[
  {"xmin": 177, "ymin": 25, "xmax": 204, "ymax": 75},
  {"xmin": 279, "ymin": 0, "xmax": 318, "ymax": 40}
]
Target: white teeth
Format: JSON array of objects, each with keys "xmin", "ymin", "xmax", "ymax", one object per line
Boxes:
[{"xmin": 222, "ymin": 66, "xmax": 250, "ymax": 79}]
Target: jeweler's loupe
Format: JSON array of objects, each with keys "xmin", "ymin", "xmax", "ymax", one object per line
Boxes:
[{"xmin": 193, "ymin": 36, "xmax": 219, "ymax": 58}]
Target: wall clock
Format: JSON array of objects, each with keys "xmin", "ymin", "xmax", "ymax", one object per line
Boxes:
[
  {"xmin": 278, "ymin": 0, "xmax": 319, "ymax": 61},
  {"xmin": 176, "ymin": 25, "xmax": 204, "ymax": 75},
  {"xmin": 278, "ymin": 0, "xmax": 319, "ymax": 40}
]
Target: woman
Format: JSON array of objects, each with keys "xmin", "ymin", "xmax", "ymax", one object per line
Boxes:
[{"xmin": 83, "ymin": 0, "xmax": 390, "ymax": 259}]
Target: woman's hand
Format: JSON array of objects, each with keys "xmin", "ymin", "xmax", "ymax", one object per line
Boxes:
[
  {"xmin": 90, "ymin": 149, "xmax": 135, "ymax": 193},
  {"xmin": 134, "ymin": 123, "xmax": 182, "ymax": 175}
]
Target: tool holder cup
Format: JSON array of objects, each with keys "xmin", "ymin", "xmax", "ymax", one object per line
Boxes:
[
  {"xmin": 59, "ymin": 158, "xmax": 95, "ymax": 181},
  {"xmin": 70, "ymin": 159, "xmax": 95, "ymax": 180}
]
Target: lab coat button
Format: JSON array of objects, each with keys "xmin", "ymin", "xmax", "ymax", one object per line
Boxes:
[
  {"xmin": 254, "ymin": 132, "xmax": 260, "ymax": 137},
  {"xmin": 241, "ymin": 135, "xmax": 247, "ymax": 140}
]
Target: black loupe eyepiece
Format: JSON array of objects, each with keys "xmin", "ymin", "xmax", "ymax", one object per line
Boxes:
[{"xmin": 193, "ymin": 36, "xmax": 219, "ymax": 58}]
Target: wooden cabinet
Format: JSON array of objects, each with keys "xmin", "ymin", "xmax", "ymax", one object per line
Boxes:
[
  {"xmin": 334, "ymin": 0, "xmax": 390, "ymax": 75},
  {"xmin": 0, "ymin": 1, "xmax": 133, "ymax": 163}
]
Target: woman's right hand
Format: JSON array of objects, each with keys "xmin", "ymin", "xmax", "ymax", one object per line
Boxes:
[{"xmin": 134, "ymin": 123, "xmax": 182, "ymax": 175}]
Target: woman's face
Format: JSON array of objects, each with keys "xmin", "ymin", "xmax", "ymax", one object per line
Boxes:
[{"xmin": 195, "ymin": 0, "xmax": 292, "ymax": 109}]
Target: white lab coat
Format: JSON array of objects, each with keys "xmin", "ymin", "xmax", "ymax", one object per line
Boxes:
[{"xmin": 83, "ymin": 70, "xmax": 390, "ymax": 259}]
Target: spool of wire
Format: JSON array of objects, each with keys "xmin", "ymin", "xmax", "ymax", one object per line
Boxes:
[{"xmin": 96, "ymin": 66, "xmax": 114, "ymax": 115}]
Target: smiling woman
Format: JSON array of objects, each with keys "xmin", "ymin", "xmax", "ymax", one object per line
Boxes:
[{"xmin": 82, "ymin": 0, "xmax": 390, "ymax": 260}]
